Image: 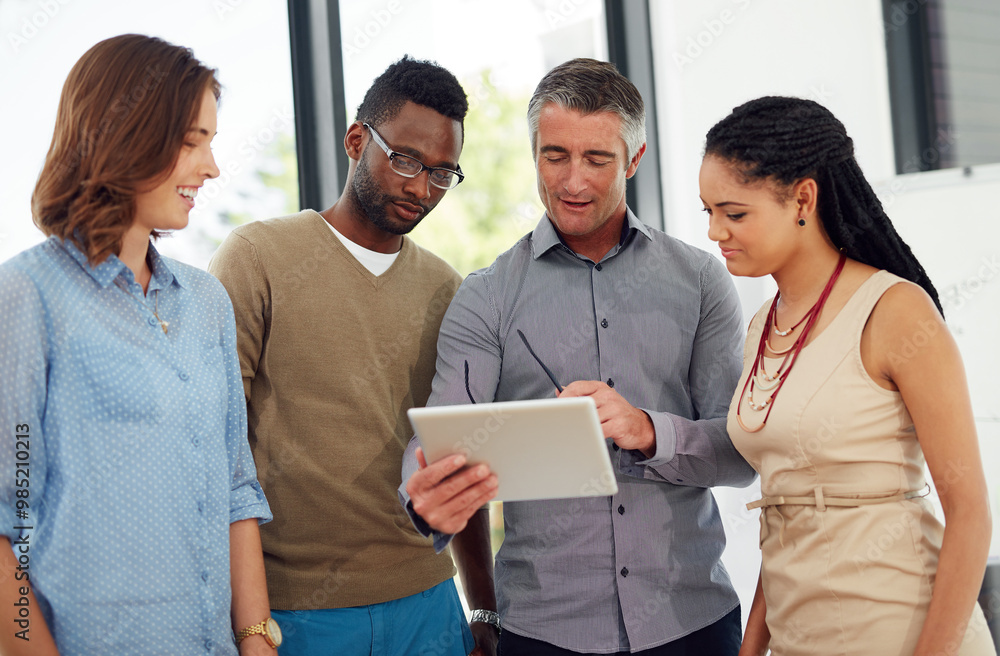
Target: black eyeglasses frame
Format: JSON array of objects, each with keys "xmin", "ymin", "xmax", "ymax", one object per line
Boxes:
[{"xmin": 363, "ymin": 123, "xmax": 464, "ymax": 190}]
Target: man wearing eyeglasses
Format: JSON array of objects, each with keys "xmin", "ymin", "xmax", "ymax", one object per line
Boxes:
[
  {"xmin": 400, "ymin": 59, "xmax": 756, "ymax": 655},
  {"xmin": 210, "ymin": 57, "xmax": 495, "ymax": 656}
]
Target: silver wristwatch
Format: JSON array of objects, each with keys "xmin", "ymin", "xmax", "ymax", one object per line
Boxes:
[{"xmin": 469, "ymin": 609, "xmax": 501, "ymax": 634}]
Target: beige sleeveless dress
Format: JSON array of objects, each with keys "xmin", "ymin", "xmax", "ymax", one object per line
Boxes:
[{"xmin": 728, "ymin": 271, "xmax": 995, "ymax": 656}]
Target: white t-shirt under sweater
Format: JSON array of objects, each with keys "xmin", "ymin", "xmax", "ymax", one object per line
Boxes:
[{"xmin": 326, "ymin": 221, "xmax": 399, "ymax": 276}]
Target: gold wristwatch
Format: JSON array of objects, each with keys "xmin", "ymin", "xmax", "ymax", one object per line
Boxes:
[{"xmin": 236, "ymin": 617, "xmax": 282, "ymax": 648}]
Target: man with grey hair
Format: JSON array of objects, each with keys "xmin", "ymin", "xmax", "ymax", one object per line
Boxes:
[{"xmin": 400, "ymin": 58, "xmax": 754, "ymax": 655}]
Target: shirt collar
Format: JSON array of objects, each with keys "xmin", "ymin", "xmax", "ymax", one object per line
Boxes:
[
  {"xmin": 55, "ymin": 236, "xmax": 186, "ymax": 290},
  {"xmin": 530, "ymin": 206, "xmax": 653, "ymax": 261}
]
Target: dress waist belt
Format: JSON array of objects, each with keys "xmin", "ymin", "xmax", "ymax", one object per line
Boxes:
[
  {"xmin": 748, "ymin": 487, "xmax": 929, "ymax": 546},
  {"xmin": 747, "ymin": 486, "xmax": 928, "ymax": 512}
]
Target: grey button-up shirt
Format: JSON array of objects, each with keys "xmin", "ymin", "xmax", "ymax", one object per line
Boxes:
[{"xmin": 400, "ymin": 209, "xmax": 756, "ymax": 652}]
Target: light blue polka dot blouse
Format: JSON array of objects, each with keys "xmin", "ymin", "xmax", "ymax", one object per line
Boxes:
[{"xmin": 0, "ymin": 236, "xmax": 272, "ymax": 655}]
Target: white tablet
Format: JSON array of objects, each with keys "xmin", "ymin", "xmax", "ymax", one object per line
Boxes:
[{"xmin": 408, "ymin": 397, "xmax": 619, "ymax": 502}]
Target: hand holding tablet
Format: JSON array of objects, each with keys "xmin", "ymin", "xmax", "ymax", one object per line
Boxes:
[{"xmin": 408, "ymin": 397, "xmax": 619, "ymax": 502}]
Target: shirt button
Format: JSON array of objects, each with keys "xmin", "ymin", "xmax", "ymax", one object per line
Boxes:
[
  {"xmin": 179, "ymin": 371, "xmax": 190, "ymax": 381},
  {"xmin": 201, "ymin": 571, "xmax": 209, "ymax": 582},
  {"xmin": 612, "ymin": 444, "xmax": 620, "ymax": 451},
  {"xmin": 600, "ymin": 318, "xmax": 608, "ymax": 328},
  {"xmin": 618, "ymin": 504, "xmax": 625, "ymax": 515},
  {"xmin": 607, "ymin": 378, "xmax": 614, "ymax": 388},
  {"xmin": 192, "ymin": 437, "xmax": 201, "ymax": 447},
  {"xmin": 620, "ymin": 567, "xmax": 629, "ymax": 577},
  {"xmin": 147, "ymin": 317, "xmax": 158, "ymax": 326},
  {"xmin": 595, "ymin": 263, "xmax": 603, "ymax": 271},
  {"xmin": 205, "ymin": 639, "xmax": 214, "ymax": 651}
]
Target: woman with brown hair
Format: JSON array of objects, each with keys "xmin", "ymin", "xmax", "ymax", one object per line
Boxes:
[{"xmin": 0, "ymin": 34, "xmax": 278, "ymax": 655}]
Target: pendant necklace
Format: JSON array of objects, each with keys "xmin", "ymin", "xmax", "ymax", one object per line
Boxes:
[{"xmin": 115, "ymin": 279, "xmax": 169, "ymax": 335}]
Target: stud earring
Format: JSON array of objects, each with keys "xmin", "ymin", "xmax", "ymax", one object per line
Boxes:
[{"xmin": 798, "ymin": 218, "xmax": 806, "ymax": 227}]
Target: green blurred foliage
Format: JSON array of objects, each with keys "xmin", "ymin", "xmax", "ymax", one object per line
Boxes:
[
  {"xmin": 257, "ymin": 131, "xmax": 301, "ymax": 215},
  {"xmin": 410, "ymin": 70, "xmax": 544, "ymax": 277},
  {"xmin": 489, "ymin": 501, "xmax": 505, "ymax": 556},
  {"xmin": 218, "ymin": 131, "xmax": 299, "ymax": 231},
  {"xmin": 225, "ymin": 70, "xmax": 542, "ymax": 278}
]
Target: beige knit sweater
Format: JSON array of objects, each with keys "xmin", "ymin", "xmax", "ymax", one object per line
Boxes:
[{"xmin": 209, "ymin": 210, "xmax": 462, "ymax": 609}]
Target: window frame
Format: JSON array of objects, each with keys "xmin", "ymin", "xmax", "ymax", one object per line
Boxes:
[
  {"xmin": 286, "ymin": 0, "xmax": 663, "ymax": 229},
  {"xmin": 287, "ymin": 0, "xmax": 349, "ymax": 211},
  {"xmin": 882, "ymin": 0, "xmax": 942, "ymax": 175}
]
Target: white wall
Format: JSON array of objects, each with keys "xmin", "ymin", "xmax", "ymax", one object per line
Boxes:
[
  {"xmin": 647, "ymin": 0, "xmax": 1000, "ymax": 626},
  {"xmin": 886, "ymin": 165, "xmax": 1000, "ymax": 562},
  {"xmin": 651, "ymin": 0, "xmax": 896, "ymax": 320}
]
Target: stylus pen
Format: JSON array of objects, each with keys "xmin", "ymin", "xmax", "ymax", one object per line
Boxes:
[{"xmin": 516, "ymin": 329, "xmax": 564, "ymax": 393}]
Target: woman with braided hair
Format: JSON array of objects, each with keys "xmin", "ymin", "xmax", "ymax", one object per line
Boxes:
[{"xmin": 700, "ymin": 96, "xmax": 994, "ymax": 655}]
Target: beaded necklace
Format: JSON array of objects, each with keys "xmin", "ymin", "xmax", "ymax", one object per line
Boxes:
[{"xmin": 736, "ymin": 253, "xmax": 846, "ymax": 433}]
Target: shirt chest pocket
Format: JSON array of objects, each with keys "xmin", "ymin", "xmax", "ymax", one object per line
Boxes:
[
  {"xmin": 187, "ymin": 342, "xmax": 229, "ymax": 419},
  {"xmin": 200, "ymin": 342, "xmax": 224, "ymax": 367}
]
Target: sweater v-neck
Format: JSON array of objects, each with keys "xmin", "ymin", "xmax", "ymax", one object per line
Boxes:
[{"xmin": 306, "ymin": 209, "xmax": 411, "ymax": 289}]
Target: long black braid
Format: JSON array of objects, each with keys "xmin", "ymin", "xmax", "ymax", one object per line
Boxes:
[{"xmin": 705, "ymin": 96, "xmax": 943, "ymax": 316}]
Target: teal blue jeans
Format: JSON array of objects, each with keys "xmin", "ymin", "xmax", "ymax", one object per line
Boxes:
[{"xmin": 271, "ymin": 578, "xmax": 474, "ymax": 656}]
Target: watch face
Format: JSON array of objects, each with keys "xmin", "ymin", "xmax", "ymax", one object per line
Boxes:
[{"xmin": 266, "ymin": 617, "xmax": 283, "ymax": 646}]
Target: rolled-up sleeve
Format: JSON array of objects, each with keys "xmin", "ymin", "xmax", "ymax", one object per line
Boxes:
[{"xmin": 216, "ymin": 286, "xmax": 271, "ymax": 525}]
